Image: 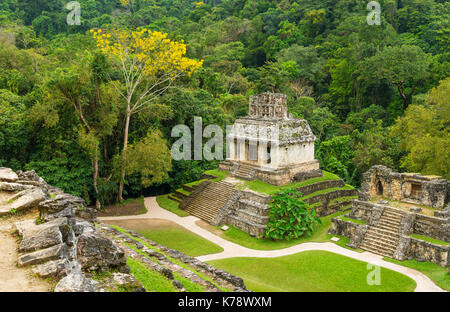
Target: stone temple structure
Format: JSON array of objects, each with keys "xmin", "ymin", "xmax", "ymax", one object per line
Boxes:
[
  {"xmin": 173, "ymin": 93, "xmax": 362, "ymax": 237},
  {"xmin": 219, "ymin": 93, "xmax": 321, "ymax": 185},
  {"xmin": 330, "ymin": 165, "xmax": 449, "ymax": 267}
]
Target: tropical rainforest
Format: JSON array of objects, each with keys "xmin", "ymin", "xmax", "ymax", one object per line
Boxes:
[{"xmin": 0, "ymin": 0, "xmax": 448, "ymax": 208}]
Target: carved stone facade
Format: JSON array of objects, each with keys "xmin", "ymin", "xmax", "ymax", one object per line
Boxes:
[
  {"xmin": 360, "ymin": 165, "xmax": 449, "ymax": 208},
  {"xmin": 220, "ymin": 92, "xmax": 320, "ymax": 185}
]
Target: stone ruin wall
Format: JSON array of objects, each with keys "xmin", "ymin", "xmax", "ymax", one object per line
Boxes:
[
  {"xmin": 343, "ymin": 199, "xmax": 449, "ymax": 266},
  {"xmin": 360, "ymin": 165, "xmax": 449, "ymax": 209}
]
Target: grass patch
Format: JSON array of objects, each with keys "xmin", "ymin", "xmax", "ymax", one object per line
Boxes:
[
  {"xmin": 97, "ymin": 197, "xmax": 147, "ymax": 217},
  {"xmin": 203, "ymin": 169, "xmax": 229, "ymax": 182},
  {"xmin": 410, "ymin": 234, "xmax": 449, "ymax": 246},
  {"xmin": 156, "ymin": 194, "xmax": 189, "ymax": 217},
  {"xmin": 216, "ymin": 211, "xmax": 345, "ymax": 250},
  {"xmin": 127, "ymin": 257, "xmax": 176, "ymax": 292},
  {"xmin": 329, "ymin": 196, "xmax": 358, "ymax": 205},
  {"xmin": 208, "ymin": 250, "xmax": 416, "ymax": 292},
  {"xmin": 299, "ymin": 184, "xmax": 354, "ymax": 201},
  {"xmin": 339, "ymin": 216, "xmax": 366, "ymax": 225},
  {"xmin": 130, "ymin": 223, "xmax": 223, "ymax": 257},
  {"xmin": 243, "ymin": 170, "xmax": 341, "ymax": 195},
  {"xmin": 184, "ymin": 179, "xmax": 208, "ymax": 188},
  {"xmin": 173, "ymin": 272, "xmax": 205, "ymax": 292},
  {"xmin": 383, "ymin": 257, "xmax": 449, "ymax": 291},
  {"xmin": 183, "ymin": 169, "xmax": 229, "ymax": 188},
  {"xmin": 176, "ymin": 188, "xmax": 190, "ymax": 196},
  {"xmin": 107, "ymin": 218, "xmax": 224, "ymax": 257}
]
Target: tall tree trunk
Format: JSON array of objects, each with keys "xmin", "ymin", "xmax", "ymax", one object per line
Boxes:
[
  {"xmin": 92, "ymin": 154, "xmax": 101, "ymax": 210},
  {"xmin": 396, "ymin": 82, "xmax": 408, "ymax": 111},
  {"xmin": 118, "ymin": 107, "xmax": 131, "ymax": 202}
]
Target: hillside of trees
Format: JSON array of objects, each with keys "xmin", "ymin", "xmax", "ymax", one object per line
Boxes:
[{"xmin": 0, "ymin": 0, "xmax": 448, "ymax": 207}]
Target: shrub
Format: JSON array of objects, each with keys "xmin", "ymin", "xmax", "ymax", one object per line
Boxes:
[{"xmin": 265, "ymin": 188, "xmax": 321, "ymax": 240}]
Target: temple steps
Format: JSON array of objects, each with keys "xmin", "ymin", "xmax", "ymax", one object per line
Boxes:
[
  {"xmin": 232, "ymin": 164, "xmax": 255, "ymax": 180},
  {"xmin": 183, "ymin": 181, "xmax": 235, "ymax": 224},
  {"xmin": 359, "ymin": 208, "xmax": 405, "ymax": 257}
]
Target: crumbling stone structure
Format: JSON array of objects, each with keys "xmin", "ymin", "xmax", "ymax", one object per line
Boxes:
[
  {"xmin": 330, "ymin": 165, "xmax": 449, "ymax": 267},
  {"xmin": 220, "ymin": 92, "xmax": 321, "ymax": 185},
  {"xmin": 360, "ymin": 165, "xmax": 449, "ymax": 209}
]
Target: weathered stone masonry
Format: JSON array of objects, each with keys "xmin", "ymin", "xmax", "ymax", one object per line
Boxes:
[{"xmin": 360, "ymin": 165, "xmax": 449, "ymax": 209}]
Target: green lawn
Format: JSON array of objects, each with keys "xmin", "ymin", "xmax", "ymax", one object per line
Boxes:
[
  {"xmin": 137, "ymin": 226, "xmax": 224, "ymax": 257},
  {"xmin": 244, "ymin": 170, "xmax": 342, "ymax": 195},
  {"xmin": 156, "ymin": 194, "xmax": 189, "ymax": 217},
  {"xmin": 208, "ymin": 250, "xmax": 417, "ymax": 292},
  {"xmin": 217, "ymin": 211, "xmax": 345, "ymax": 250},
  {"xmin": 410, "ymin": 234, "xmax": 449, "ymax": 246},
  {"xmin": 383, "ymin": 257, "xmax": 449, "ymax": 291},
  {"xmin": 106, "ymin": 219, "xmax": 224, "ymax": 257}
]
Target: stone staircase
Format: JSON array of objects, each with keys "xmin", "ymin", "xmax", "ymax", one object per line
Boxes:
[
  {"xmin": 183, "ymin": 181, "xmax": 235, "ymax": 224},
  {"xmin": 360, "ymin": 207, "xmax": 405, "ymax": 257},
  {"xmin": 232, "ymin": 164, "xmax": 255, "ymax": 180}
]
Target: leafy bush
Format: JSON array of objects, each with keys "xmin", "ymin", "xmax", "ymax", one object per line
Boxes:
[
  {"xmin": 25, "ymin": 157, "xmax": 92, "ymax": 202},
  {"xmin": 265, "ymin": 189, "xmax": 321, "ymax": 240}
]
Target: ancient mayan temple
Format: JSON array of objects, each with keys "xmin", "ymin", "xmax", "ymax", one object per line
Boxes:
[
  {"xmin": 219, "ymin": 92, "xmax": 322, "ymax": 185},
  {"xmin": 175, "ymin": 93, "xmax": 358, "ymax": 237}
]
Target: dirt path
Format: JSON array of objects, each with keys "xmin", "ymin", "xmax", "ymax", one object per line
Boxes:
[{"xmin": 0, "ymin": 215, "xmax": 51, "ymax": 292}]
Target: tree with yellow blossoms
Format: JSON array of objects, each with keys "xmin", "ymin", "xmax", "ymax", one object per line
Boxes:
[{"xmin": 91, "ymin": 27, "xmax": 203, "ymax": 201}]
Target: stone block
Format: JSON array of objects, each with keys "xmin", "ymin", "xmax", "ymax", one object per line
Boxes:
[
  {"xmin": 18, "ymin": 243, "xmax": 66, "ymax": 267},
  {"xmin": 17, "ymin": 217, "xmax": 69, "ymax": 252},
  {"xmin": 0, "ymin": 167, "xmax": 18, "ymax": 182}
]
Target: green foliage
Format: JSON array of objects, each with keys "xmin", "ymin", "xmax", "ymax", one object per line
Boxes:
[
  {"xmin": 265, "ymin": 189, "xmax": 321, "ymax": 240},
  {"xmin": 118, "ymin": 130, "xmax": 172, "ymax": 188},
  {"xmin": 25, "ymin": 157, "xmax": 92, "ymax": 201},
  {"xmin": 391, "ymin": 77, "xmax": 450, "ymax": 179},
  {"xmin": 317, "ymin": 135, "xmax": 355, "ymax": 183},
  {"xmin": 0, "ymin": 0, "xmax": 447, "ymax": 200}
]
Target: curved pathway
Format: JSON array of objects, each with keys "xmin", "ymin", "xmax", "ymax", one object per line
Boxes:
[{"xmin": 99, "ymin": 196, "xmax": 446, "ymax": 292}]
